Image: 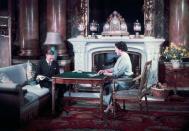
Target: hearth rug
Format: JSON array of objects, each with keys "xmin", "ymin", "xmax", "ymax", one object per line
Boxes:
[{"xmin": 20, "ymin": 105, "xmax": 189, "ymax": 131}]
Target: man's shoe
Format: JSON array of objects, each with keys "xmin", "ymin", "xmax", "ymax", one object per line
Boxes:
[{"xmin": 55, "ymin": 101, "xmax": 63, "ymax": 112}]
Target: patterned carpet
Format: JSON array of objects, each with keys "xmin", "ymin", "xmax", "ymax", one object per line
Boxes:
[{"xmin": 16, "ymin": 98, "xmax": 189, "ymax": 131}]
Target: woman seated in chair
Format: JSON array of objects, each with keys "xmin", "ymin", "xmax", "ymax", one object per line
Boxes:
[{"xmin": 98, "ymin": 41, "xmax": 134, "ymax": 113}]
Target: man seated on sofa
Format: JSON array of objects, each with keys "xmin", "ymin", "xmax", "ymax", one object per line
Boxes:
[{"xmin": 35, "ymin": 46, "xmax": 65, "ymax": 112}]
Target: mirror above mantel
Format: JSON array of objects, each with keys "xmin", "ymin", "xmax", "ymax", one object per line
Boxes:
[{"xmin": 78, "ymin": 0, "xmax": 154, "ymax": 37}]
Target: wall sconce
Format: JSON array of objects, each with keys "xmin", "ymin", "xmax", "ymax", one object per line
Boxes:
[{"xmin": 133, "ymin": 20, "xmax": 141, "ymax": 38}]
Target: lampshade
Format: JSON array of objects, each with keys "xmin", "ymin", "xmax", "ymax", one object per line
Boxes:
[{"xmin": 44, "ymin": 32, "xmax": 63, "ymax": 45}]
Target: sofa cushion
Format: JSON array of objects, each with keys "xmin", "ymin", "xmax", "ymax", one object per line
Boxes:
[
  {"xmin": 0, "ymin": 64, "xmax": 27, "ymax": 84},
  {"xmin": 26, "ymin": 61, "xmax": 36, "ymax": 83},
  {"xmin": 0, "ymin": 73, "xmax": 14, "ymax": 83},
  {"xmin": 23, "ymin": 85, "xmax": 49, "ymax": 98},
  {"xmin": 23, "ymin": 92, "xmax": 39, "ymax": 106}
]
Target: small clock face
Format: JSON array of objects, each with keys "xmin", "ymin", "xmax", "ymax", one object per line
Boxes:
[{"xmin": 112, "ymin": 17, "xmax": 119, "ymax": 25}]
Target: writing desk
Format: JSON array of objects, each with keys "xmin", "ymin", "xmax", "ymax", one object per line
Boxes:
[{"xmin": 52, "ymin": 71, "xmax": 108, "ymax": 115}]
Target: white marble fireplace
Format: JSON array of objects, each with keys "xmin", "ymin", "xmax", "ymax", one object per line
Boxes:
[{"xmin": 68, "ymin": 36, "xmax": 164, "ymax": 86}]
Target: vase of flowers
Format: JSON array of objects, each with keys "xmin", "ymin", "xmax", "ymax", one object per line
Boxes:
[
  {"xmin": 170, "ymin": 59, "xmax": 180, "ymax": 69},
  {"xmin": 161, "ymin": 43, "xmax": 189, "ymax": 69}
]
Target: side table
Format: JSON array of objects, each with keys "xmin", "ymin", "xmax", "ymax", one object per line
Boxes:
[{"xmin": 165, "ymin": 67, "xmax": 189, "ymax": 94}]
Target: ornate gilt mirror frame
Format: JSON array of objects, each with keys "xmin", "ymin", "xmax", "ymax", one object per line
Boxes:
[{"xmin": 79, "ymin": 0, "xmax": 154, "ymax": 37}]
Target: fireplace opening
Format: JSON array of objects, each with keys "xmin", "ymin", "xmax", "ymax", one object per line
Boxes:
[{"xmin": 92, "ymin": 51, "xmax": 141, "ymax": 76}]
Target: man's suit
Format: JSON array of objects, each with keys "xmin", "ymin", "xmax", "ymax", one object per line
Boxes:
[
  {"xmin": 35, "ymin": 58, "xmax": 59, "ymax": 91},
  {"xmin": 35, "ymin": 58, "xmax": 64, "ymax": 110}
]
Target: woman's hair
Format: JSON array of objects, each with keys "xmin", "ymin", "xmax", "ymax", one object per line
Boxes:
[{"xmin": 115, "ymin": 41, "xmax": 128, "ymax": 52}]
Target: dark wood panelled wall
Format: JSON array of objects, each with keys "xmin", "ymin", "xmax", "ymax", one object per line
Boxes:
[
  {"xmin": 19, "ymin": 0, "xmax": 39, "ymax": 56},
  {"xmin": 169, "ymin": 0, "xmax": 189, "ymax": 46},
  {"xmin": 18, "ymin": 0, "xmax": 67, "ymax": 57},
  {"xmin": 47, "ymin": 0, "xmax": 67, "ymax": 56},
  {"xmin": 0, "ymin": 0, "xmax": 189, "ymax": 67}
]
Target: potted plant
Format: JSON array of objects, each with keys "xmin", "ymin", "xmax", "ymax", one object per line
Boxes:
[{"xmin": 161, "ymin": 43, "xmax": 189, "ymax": 69}]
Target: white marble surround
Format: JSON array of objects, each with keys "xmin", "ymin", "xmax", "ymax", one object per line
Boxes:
[{"xmin": 68, "ymin": 36, "xmax": 164, "ymax": 86}]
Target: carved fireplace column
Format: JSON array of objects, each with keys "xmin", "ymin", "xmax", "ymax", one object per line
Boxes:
[
  {"xmin": 46, "ymin": 0, "xmax": 68, "ymax": 58},
  {"xmin": 169, "ymin": 0, "xmax": 189, "ymax": 47},
  {"xmin": 19, "ymin": 0, "xmax": 39, "ymax": 56}
]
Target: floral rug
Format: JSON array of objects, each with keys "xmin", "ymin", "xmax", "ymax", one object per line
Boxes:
[{"xmin": 18, "ymin": 99, "xmax": 189, "ymax": 131}]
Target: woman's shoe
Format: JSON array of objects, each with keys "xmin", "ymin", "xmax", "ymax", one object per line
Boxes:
[{"xmin": 104, "ymin": 104, "xmax": 113, "ymax": 113}]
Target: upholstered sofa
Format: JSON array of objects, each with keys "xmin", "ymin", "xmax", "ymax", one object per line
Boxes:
[{"xmin": 0, "ymin": 63, "xmax": 50, "ymax": 125}]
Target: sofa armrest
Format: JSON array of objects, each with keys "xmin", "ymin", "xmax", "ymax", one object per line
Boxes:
[
  {"xmin": 0, "ymin": 83, "xmax": 23, "ymax": 119},
  {"xmin": 0, "ymin": 83, "xmax": 21, "ymax": 94}
]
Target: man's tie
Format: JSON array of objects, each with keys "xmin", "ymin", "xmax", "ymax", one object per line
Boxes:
[{"xmin": 47, "ymin": 61, "xmax": 51, "ymax": 67}]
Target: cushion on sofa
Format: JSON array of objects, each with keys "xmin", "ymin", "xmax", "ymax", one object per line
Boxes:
[
  {"xmin": 23, "ymin": 92, "xmax": 39, "ymax": 106},
  {"xmin": 26, "ymin": 61, "xmax": 37, "ymax": 84},
  {"xmin": 0, "ymin": 73, "xmax": 20, "ymax": 92},
  {"xmin": 0, "ymin": 64, "xmax": 27, "ymax": 84},
  {"xmin": 0, "ymin": 73, "xmax": 14, "ymax": 83},
  {"xmin": 23, "ymin": 85, "xmax": 49, "ymax": 98}
]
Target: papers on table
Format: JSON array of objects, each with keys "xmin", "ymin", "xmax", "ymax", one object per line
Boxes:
[
  {"xmin": 87, "ymin": 73, "xmax": 99, "ymax": 77},
  {"xmin": 72, "ymin": 70, "xmax": 100, "ymax": 77},
  {"xmin": 72, "ymin": 70, "xmax": 83, "ymax": 73}
]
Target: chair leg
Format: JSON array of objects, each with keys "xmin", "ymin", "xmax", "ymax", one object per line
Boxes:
[
  {"xmin": 145, "ymin": 96, "xmax": 148, "ymax": 112},
  {"xmin": 113, "ymin": 99, "xmax": 117, "ymax": 118},
  {"xmin": 123, "ymin": 100, "xmax": 125, "ymax": 110},
  {"xmin": 139, "ymin": 100, "xmax": 142, "ymax": 111}
]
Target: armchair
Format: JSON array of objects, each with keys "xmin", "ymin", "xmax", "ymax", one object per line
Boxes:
[{"xmin": 112, "ymin": 60, "xmax": 152, "ymax": 117}]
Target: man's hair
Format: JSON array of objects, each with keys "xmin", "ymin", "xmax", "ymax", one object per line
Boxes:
[
  {"xmin": 115, "ymin": 41, "xmax": 128, "ymax": 52},
  {"xmin": 44, "ymin": 46, "xmax": 55, "ymax": 55}
]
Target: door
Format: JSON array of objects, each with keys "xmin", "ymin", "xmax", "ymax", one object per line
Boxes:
[{"xmin": 0, "ymin": 16, "xmax": 11, "ymax": 67}]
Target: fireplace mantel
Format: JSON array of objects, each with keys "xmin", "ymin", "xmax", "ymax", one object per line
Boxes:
[{"xmin": 68, "ymin": 36, "xmax": 164, "ymax": 86}]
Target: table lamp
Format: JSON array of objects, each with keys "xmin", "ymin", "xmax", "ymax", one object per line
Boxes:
[{"xmin": 44, "ymin": 32, "xmax": 63, "ymax": 59}]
